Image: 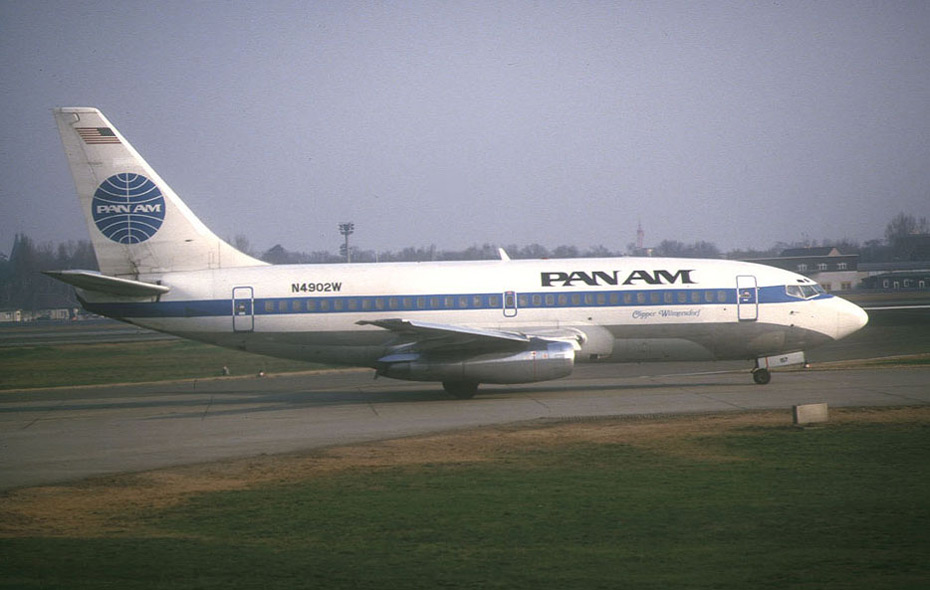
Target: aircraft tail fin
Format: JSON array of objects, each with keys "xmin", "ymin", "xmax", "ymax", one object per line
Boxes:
[{"xmin": 53, "ymin": 107, "xmax": 266, "ymax": 277}]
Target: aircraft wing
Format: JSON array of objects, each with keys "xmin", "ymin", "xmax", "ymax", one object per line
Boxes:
[{"xmin": 357, "ymin": 318, "xmax": 531, "ymax": 353}]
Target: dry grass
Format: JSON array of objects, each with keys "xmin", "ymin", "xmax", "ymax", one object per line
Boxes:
[{"xmin": 3, "ymin": 405, "xmax": 928, "ymax": 540}]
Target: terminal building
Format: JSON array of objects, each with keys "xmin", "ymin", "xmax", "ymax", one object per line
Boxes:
[
  {"xmin": 747, "ymin": 242, "xmax": 930, "ymax": 308},
  {"xmin": 747, "ymin": 247, "xmax": 861, "ymax": 292}
]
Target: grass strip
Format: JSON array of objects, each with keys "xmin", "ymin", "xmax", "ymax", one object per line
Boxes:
[
  {"xmin": 0, "ymin": 339, "xmax": 324, "ymax": 390},
  {"xmin": 2, "ymin": 413, "xmax": 928, "ymax": 589}
]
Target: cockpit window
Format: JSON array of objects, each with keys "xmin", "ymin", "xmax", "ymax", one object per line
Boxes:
[{"xmin": 786, "ymin": 284, "xmax": 826, "ymax": 299}]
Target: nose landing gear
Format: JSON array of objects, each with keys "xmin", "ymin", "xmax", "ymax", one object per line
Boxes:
[
  {"xmin": 752, "ymin": 368, "xmax": 772, "ymax": 385},
  {"xmin": 752, "ymin": 351, "xmax": 806, "ymax": 385}
]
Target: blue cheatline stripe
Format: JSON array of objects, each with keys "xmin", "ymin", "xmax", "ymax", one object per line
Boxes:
[
  {"xmin": 82, "ymin": 285, "xmax": 833, "ymax": 319},
  {"xmin": 81, "ymin": 299, "xmax": 230, "ymax": 318}
]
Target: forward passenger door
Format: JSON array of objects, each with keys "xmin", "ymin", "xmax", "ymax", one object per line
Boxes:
[{"xmin": 736, "ymin": 276, "xmax": 758, "ymax": 321}]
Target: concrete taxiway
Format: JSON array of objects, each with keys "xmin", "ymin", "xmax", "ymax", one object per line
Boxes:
[{"xmin": 2, "ymin": 362, "xmax": 928, "ymax": 490}]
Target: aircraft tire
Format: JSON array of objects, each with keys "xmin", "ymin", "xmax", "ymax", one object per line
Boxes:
[
  {"xmin": 752, "ymin": 368, "xmax": 772, "ymax": 385},
  {"xmin": 443, "ymin": 381, "xmax": 479, "ymax": 399}
]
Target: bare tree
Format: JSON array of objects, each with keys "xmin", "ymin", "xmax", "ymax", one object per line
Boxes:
[{"xmin": 885, "ymin": 212, "xmax": 929, "ymax": 242}]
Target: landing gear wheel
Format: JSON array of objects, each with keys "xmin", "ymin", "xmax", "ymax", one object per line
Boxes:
[
  {"xmin": 442, "ymin": 381, "xmax": 479, "ymax": 399},
  {"xmin": 752, "ymin": 368, "xmax": 772, "ymax": 385}
]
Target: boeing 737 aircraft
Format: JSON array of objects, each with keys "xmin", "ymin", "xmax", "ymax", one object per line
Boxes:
[{"xmin": 48, "ymin": 107, "xmax": 868, "ymax": 398}]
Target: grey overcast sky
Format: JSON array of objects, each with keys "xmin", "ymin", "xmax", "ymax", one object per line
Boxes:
[{"xmin": 2, "ymin": 1, "xmax": 929, "ymax": 256}]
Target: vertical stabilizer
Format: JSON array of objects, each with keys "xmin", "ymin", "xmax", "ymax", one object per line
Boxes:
[{"xmin": 54, "ymin": 107, "xmax": 266, "ymax": 277}]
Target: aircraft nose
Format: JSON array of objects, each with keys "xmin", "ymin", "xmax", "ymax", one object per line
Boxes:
[{"xmin": 834, "ymin": 297, "xmax": 869, "ymax": 340}]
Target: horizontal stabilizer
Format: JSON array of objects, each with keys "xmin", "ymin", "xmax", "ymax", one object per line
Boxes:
[{"xmin": 44, "ymin": 270, "xmax": 170, "ymax": 297}]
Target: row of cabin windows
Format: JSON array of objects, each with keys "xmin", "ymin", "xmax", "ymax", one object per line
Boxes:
[
  {"xmin": 265, "ymin": 295, "xmax": 501, "ymax": 313},
  {"xmin": 517, "ymin": 290, "xmax": 729, "ymax": 307},
  {"xmin": 260, "ymin": 290, "xmax": 731, "ymax": 314}
]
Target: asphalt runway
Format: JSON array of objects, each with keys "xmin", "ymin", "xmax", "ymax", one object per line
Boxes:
[
  {"xmin": 2, "ymin": 362, "xmax": 928, "ymax": 490},
  {"xmin": 1, "ymin": 307, "xmax": 928, "ymax": 490}
]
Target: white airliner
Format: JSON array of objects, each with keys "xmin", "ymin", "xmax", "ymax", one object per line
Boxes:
[{"xmin": 48, "ymin": 107, "xmax": 868, "ymax": 398}]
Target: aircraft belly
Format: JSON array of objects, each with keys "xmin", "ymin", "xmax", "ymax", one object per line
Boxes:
[
  {"xmin": 609, "ymin": 337, "xmax": 716, "ymax": 362},
  {"xmin": 168, "ymin": 331, "xmax": 390, "ymax": 366},
  {"xmin": 601, "ymin": 321, "xmax": 804, "ymax": 362}
]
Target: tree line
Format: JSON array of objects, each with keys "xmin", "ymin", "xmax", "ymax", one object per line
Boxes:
[
  {"xmin": 2, "ymin": 212, "xmax": 926, "ymax": 312},
  {"xmin": 0, "ymin": 235, "xmax": 96, "ymax": 312},
  {"xmin": 243, "ymin": 212, "xmax": 928, "ymax": 265}
]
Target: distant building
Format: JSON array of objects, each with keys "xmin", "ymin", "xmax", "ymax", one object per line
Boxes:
[
  {"xmin": 859, "ymin": 262, "xmax": 930, "ymax": 291},
  {"xmin": 0, "ymin": 309, "xmax": 23, "ymax": 323},
  {"xmin": 41, "ymin": 308, "xmax": 75, "ymax": 321},
  {"xmin": 747, "ymin": 247, "xmax": 860, "ymax": 292},
  {"xmin": 0, "ymin": 308, "xmax": 81, "ymax": 323}
]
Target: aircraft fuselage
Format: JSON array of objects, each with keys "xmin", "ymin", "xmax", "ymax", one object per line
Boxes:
[{"xmin": 77, "ymin": 256, "xmax": 867, "ymax": 368}]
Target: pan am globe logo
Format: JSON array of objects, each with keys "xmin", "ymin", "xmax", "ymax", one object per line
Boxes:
[{"xmin": 92, "ymin": 173, "xmax": 166, "ymax": 243}]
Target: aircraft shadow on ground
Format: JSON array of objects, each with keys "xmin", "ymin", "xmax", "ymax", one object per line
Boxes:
[
  {"xmin": 148, "ymin": 377, "xmax": 754, "ymax": 420},
  {"xmin": 1, "ymin": 373, "xmax": 757, "ymax": 423}
]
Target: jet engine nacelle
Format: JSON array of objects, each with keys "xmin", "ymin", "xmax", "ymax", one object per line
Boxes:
[{"xmin": 377, "ymin": 340, "xmax": 575, "ymax": 384}]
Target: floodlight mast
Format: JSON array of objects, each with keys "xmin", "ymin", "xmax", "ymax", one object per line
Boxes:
[{"xmin": 339, "ymin": 222, "xmax": 355, "ymax": 263}]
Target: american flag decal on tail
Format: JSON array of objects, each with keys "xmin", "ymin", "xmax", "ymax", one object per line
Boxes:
[{"xmin": 77, "ymin": 127, "xmax": 120, "ymax": 144}]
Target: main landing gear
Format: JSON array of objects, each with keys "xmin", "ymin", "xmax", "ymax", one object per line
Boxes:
[{"xmin": 443, "ymin": 381, "xmax": 479, "ymax": 399}]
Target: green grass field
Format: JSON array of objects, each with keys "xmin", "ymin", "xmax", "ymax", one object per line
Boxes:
[
  {"xmin": 2, "ymin": 411, "xmax": 928, "ymax": 589},
  {"xmin": 0, "ymin": 339, "xmax": 324, "ymax": 390}
]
